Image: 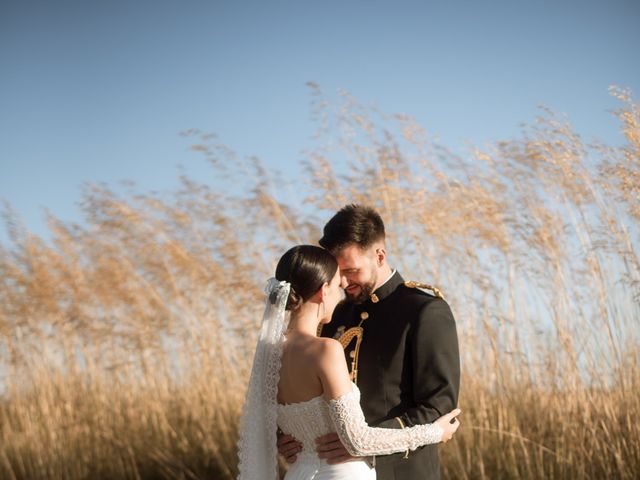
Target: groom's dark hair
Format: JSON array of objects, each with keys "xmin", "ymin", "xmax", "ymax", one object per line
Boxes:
[{"xmin": 319, "ymin": 204, "xmax": 385, "ymax": 253}]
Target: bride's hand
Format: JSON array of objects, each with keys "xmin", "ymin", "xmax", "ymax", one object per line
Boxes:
[{"xmin": 435, "ymin": 408, "xmax": 461, "ymax": 443}]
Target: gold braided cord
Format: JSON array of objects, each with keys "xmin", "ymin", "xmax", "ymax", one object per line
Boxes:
[
  {"xmin": 337, "ymin": 326, "xmax": 364, "ymax": 383},
  {"xmin": 404, "ymin": 281, "xmax": 444, "ymax": 299},
  {"xmin": 337, "ymin": 326, "xmax": 363, "ymax": 349},
  {"xmin": 395, "ymin": 417, "xmax": 410, "ymax": 459}
]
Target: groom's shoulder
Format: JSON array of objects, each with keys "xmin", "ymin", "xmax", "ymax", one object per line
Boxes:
[
  {"xmin": 401, "ymin": 280, "xmax": 445, "ymax": 299},
  {"xmin": 396, "ymin": 280, "xmax": 454, "ymax": 324},
  {"xmin": 400, "ymin": 282, "xmax": 457, "ymax": 332},
  {"xmin": 397, "ymin": 280, "xmax": 446, "ymax": 306}
]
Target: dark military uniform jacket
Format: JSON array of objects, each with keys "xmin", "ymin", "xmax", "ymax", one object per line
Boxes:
[{"xmin": 320, "ymin": 271, "xmax": 460, "ymax": 480}]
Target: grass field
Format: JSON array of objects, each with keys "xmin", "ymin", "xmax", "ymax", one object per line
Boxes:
[{"xmin": 1, "ymin": 86, "xmax": 638, "ymax": 479}]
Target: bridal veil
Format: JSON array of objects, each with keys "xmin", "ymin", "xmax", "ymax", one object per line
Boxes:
[{"xmin": 236, "ymin": 278, "xmax": 290, "ymax": 480}]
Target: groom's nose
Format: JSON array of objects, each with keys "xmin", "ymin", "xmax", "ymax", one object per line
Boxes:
[{"xmin": 340, "ymin": 275, "xmax": 349, "ymax": 289}]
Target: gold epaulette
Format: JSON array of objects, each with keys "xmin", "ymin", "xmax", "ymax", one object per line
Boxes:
[{"xmin": 404, "ymin": 281, "xmax": 444, "ymax": 299}]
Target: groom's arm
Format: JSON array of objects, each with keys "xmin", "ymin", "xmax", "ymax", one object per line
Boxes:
[{"xmin": 374, "ymin": 298, "xmax": 460, "ymax": 429}]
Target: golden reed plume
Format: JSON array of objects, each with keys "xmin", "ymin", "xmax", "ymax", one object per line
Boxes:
[{"xmin": 0, "ymin": 85, "xmax": 638, "ymax": 479}]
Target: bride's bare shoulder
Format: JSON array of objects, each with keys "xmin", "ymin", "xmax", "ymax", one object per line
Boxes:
[
  {"xmin": 315, "ymin": 336, "xmax": 343, "ymax": 355},
  {"xmin": 314, "ymin": 337, "xmax": 352, "ymax": 398},
  {"xmin": 284, "ymin": 334, "xmax": 340, "ymax": 360},
  {"xmin": 314, "ymin": 337, "xmax": 347, "ymax": 368}
]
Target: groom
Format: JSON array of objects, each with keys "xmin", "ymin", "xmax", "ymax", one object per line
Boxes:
[{"xmin": 278, "ymin": 204, "xmax": 460, "ymax": 479}]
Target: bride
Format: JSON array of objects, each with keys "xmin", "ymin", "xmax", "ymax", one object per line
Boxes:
[{"xmin": 237, "ymin": 245, "xmax": 461, "ymax": 479}]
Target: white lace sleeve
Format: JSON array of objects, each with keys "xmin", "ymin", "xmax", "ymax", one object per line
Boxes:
[{"xmin": 326, "ymin": 388, "xmax": 444, "ymax": 457}]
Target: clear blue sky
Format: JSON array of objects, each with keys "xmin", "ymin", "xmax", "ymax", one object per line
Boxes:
[{"xmin": 1, "ymin": 0, "xmax": 639, "ymax": 243}]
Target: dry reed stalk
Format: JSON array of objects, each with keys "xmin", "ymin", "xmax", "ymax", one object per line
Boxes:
[{"xmin": 0, "ymin": 86, "xmax": 638, "ymax": 479}]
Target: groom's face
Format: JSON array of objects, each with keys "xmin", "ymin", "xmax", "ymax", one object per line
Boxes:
[{"xmin": 335, "ymin": 244, "xmax": 379, "ymax": 304}]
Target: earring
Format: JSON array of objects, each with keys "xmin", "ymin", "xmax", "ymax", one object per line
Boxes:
[{"xmin": 317, "ymin": 301, "xmax": 325, "ymax": 320}]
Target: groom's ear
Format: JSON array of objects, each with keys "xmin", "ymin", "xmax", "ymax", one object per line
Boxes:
[{"xmin": 374, "ymin": 244, "xmax": 387, "ymax": 267}]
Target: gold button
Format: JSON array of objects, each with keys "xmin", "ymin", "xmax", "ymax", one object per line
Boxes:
[
  {"xmin": 370, "ymin": 293, "xmax": 379, "ymax": 303},
  {"xmin": 349, "ymin": 351, "xmax": 356, "ymax": 358},
  {"xmin": 360, "ymin": 311, "xmax": 369, "ymax": 320}
]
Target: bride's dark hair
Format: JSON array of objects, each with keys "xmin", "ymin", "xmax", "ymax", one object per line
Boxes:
[{"xmin": 274, "ymin": 245, "xmax": 338, "ymax": 311}]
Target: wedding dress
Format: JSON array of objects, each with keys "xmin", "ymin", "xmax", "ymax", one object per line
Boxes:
[
  {"xmin": 277, "ymin": 381, "xmax": 443, "ymax": 480},
  {"xmin": 236, "ymin": 278, "xmax": 444, "ymax": 480}
]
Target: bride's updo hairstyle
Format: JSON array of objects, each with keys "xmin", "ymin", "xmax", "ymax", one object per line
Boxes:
[{"xmin": 274, "ymin": 245, "xmax": 338, "ymax": 312}]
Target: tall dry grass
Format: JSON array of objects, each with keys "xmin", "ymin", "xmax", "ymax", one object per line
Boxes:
[{"xmin": 0, "ymin": 85, "xmax": 638, "ymax": 479}]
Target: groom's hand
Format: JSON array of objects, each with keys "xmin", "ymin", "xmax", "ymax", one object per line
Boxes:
[
  {"xmin": 277, "ymin": 432, "xmax": 302, "ymax": 464},
  {"xmin": 315, "ymin": 432, "xmax": 356, "ymax": 464}
]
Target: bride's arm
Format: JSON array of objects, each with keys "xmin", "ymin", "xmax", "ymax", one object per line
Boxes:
[{"xmin": 317, "ymin": 339, "xmax": 460, "ymax": 457}]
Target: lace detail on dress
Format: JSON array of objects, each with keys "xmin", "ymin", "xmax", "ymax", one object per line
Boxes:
[
  {"xmin": 326, "ymin": 384, "xmax": 444, "ymax": 457},
  {"xmin": 277, "ymin": 395, "xmax": 336, "ymax": 465}
]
